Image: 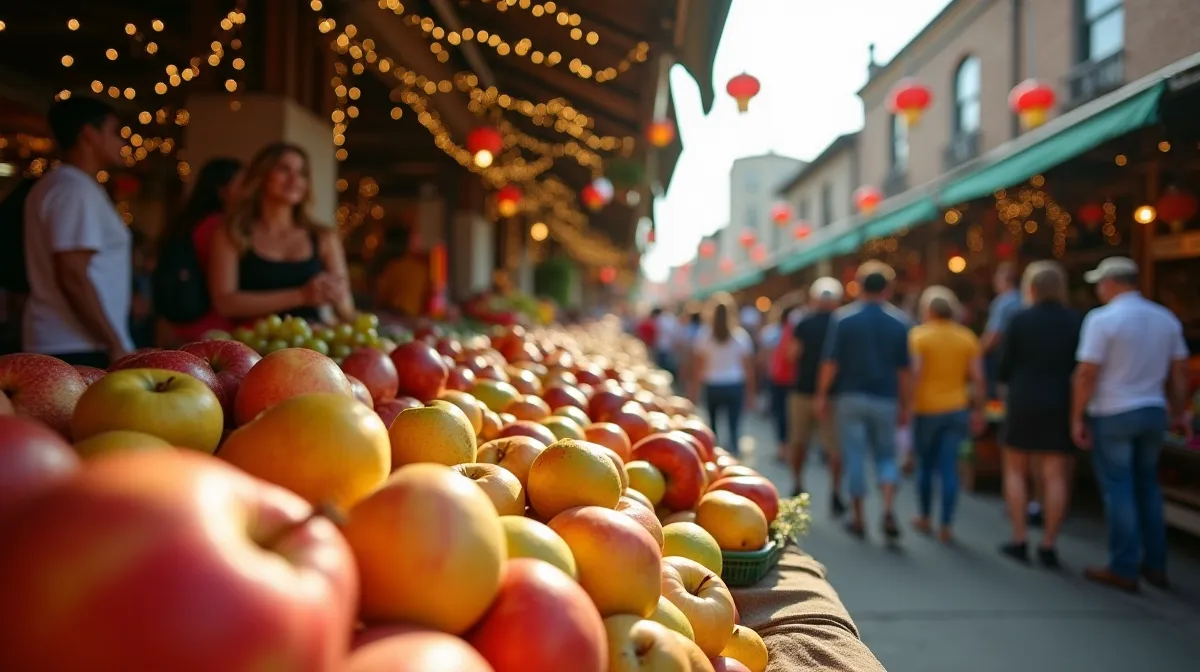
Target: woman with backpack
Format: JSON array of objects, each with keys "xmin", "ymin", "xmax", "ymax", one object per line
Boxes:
[{"xmin": 154, "ymin": 157, "xmax": 243, "ymax": 344}]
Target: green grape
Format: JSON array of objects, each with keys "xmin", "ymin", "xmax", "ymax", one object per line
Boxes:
[
  {"xmin": 251, "ymin": 338, "xmax": 270, "ymax": 354},
  {"xmin": 290, "ymin": 334, "xmax": 308, "ymax": 348},
  {"xmin": 354, "ymin": 313, "xmax": 380, "ymax": 333},
  {"xmin": 315, "ymin": 326, "xmax": 336, "ymax": 343},
  {"xmin": 365, "ymin": 331, "xmax": 381, "ymax": 348},
  {"xmin": 331, "ymin": 343, "xmax": 353, "ymax": 359},
  {"xmin": 333, "ymin": 323, "xmax": 355, "ymax": 344},
  {"xmin": 265, "ymin": 339, "xmax": 289, "ymax": 354},
  {"xmin": 252, "ymin": 320, "xmax": 271, "ymax": 339},
  {"xmin": 232, "ymin": 327, "xmax": 255, "ymax": 344},
  {"xmin": 305, "ymin": 338, "xmax": 331, "ymax": 356},
  {"xmin": 352, "ymin": 331, "xmax": 369, "ymax": 347},
  {"xmin": 264, "ymin": 314, "xmax": 284, "ymax": 335}
]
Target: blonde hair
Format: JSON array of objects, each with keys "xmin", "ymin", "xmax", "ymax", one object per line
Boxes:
[
  {"xmin": 704, "ymin": 291, "xmax": 740, "ymax": 344},
  {"xmin": 224, "ymin": 142, "xmax": 321, "ymax": 254},
  {"xmin": 1021, "ymin": 260, "xmax": 1068, "ymax": 305},
  {"xmin": 919, "ymin": 285, "xmax": 961, "ymax": 320}
]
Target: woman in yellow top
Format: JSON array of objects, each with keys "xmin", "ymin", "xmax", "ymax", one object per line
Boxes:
[{"xmin": 908, "ymin": 287, "xmax": 986, "ymax": 541}]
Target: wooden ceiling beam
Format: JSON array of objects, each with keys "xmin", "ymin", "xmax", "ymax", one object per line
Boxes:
[{"xmin": 487, "ymin": 59, "xmax": 641, "ymax": 135}]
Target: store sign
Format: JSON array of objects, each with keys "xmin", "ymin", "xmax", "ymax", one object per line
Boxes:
[{"xmin": 1151, "ymin": 231, "xmax": 1200, "ymax": 260}]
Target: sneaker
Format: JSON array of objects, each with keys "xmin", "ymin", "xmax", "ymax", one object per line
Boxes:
[
  {"xmin": 999, "ymin": 541, "xmax": 1030, "ymax": 564},
  {"xmin": 1084, "ymin": 567, "xmax": 1139, "ymax": 593},
  {"xmin": 1037, "ymin": 546, "xmax": 1060, "ymax": 569},
  {"xmin": 830, "ymin": 492, "xmax": 846, "ymax": 517}
]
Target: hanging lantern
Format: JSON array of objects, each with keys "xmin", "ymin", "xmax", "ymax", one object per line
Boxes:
[
  {"xmin": 854, "ymin": 186, "xmax": 883, "ymax": 215},
  {"xmin": 466, "ymin": 126, "xmax": 504, "ymax": 167},
  {"xmin": 750, "ymin": 244, "xmax": 767, "ymax": 265},
  {"xmin": 769, "ymin": 203, "xmax": 792, "ymax": 226},
  {"xmin": 699, "ymin": 240, "xmax": 717, "ymax": 258},
  {"xmin": 996, "ymin": 241, "xmax": 1014, "ymax": 260},
  {"xmin": 887, "ymin": 78, "xmax": 933, "ymax": 127},
  {"xmin": 719, "ymin": 257, "xmax": 734, "ymax": 273},
  {"xmin": 738, "ymin": 229, "xmax": 757, "ymax": 248},
  {"xmin": 112, "ymin": 174, "xmax": 141, "ymax": 199},
  {"xmin": 646, "ymin": 119, "xmax": 676, "ymax": 148},
  {"xmin": 792, "ymin": 222, "xmax": 813, "ymax": 240},
  {"xmin": 599, "ymin": 266, "xmax": 617, "ymax": 284},
  {"xmin": 495, "ymin": 184, "xmax": 522, "ymax": 218},
  {"xmin": 579, "ymin": 184, "xmax": 605, "ymax": 211},
  {"xmin": 1077, "ymin": 203, "xmax": 1105, "ymax": 230},
  {"xmin": 1009, "ymin": 79, "xmax": 1056, "ymax": 130},
  {"xmin": 725, "ymin": 73, "xmax": 761, "ymax": 113},
  {"xmin": 590, "ymin": 177, "xmax": 614, "ymax": 203},
  {"xmin": 1156, "ymin": 187, "xmax": 1199, "ymax": 233}
]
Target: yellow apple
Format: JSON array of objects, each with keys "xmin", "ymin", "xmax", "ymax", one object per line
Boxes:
[
  {"xmin": 660, "ymin": 556, "xmax": 736, "ymax": 657},
  {"xmin": 476, "ymin": 436, "xmax": 546, "ymax": 490},
  {"xmin": 387, "ymin": 401, "xmax": 477, "ymax": 468},
  {"xmin": 720, "ymin": 625, "xmax": 768, "ymax": 672},
  {"xmin": 500, "ymin": 515, "xmax": 577, "ymax": 579},
  {"xmin": 695, "ymin": 491, "xmax": 769, "ymax": 551},
  {"xmin": 662, "ymin": 522, "xmax": 723, "ymax": 574},
  {"xmin": 437, "ymin": 390, "xmax": 485, "ymax": 435},
  {"xmin": 73, "ymin": 430, "xmax": 172, "ymax": 459},
  {"xmin": 549, "ymin": 506, "xmax": 662, "ymax": 618},
  {"xmin": 604, "ymin": 615, "xmax": 690, "ymax": 672},
  {"xmin": 71, "ymin": 369, "xmax": 223, "ymax": 454},
  {"xmin": 453, "ymin": 463, "xmax": 524, "ymax": 516},
  {"xmin": 650, "ymin": 595, "xmax": 696, "ymax": 641},
  {"xmin": 626, "ymin": 460, "xmax": 666, "ymax": 507},
  {"xmin": 670, "ymin": 631, "xmax": 716, "ymax": 672},
  {"xmin": 526, "ymin": 439, "xmax": 622, "ymax": 520}
]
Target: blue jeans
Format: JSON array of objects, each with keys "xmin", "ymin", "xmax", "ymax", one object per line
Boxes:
[
  {"xmin": 705, "ymin": 383, "xmax": 745, "ymax": 454},
  {"xmin": 769, "ymin": 383, "xmax": 790, "ymax": 445},
  {"xmin": 1090, "ymin": 406, "xmax": 1169, "ymax": 579},
  {"xmin": 914, "ymin": 410, "xmax": 969, "ymax": 526},
  {"xmin": 836, "ymin": 394, "xmax": 900, "ymax": 499}
]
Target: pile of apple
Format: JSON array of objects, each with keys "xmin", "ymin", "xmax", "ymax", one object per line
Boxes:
[{"xmin": 0, "ymin": 320, "xmax": 785, "ymax": 672}]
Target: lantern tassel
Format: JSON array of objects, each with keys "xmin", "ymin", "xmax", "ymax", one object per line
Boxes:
[{"xmin": 735, "ymin": 96, "xmax": 750, "ymax": 113}]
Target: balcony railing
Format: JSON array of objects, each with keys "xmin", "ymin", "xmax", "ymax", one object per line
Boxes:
[
  {"xmin": 943, "ymin": 131, "xmax": 981, "ymax": 170},
  {"xmin": 883, "ymin": 168, "xmax": 907, "ymax": 198},
  {"xmin": 1066, "ymin": 50, "xmax": 1125, "ymax": 109}
]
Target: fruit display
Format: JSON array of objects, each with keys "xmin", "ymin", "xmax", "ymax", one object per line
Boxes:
[{"xmin": 0, "ymin": 317, "xmax": 807, "ymax": 672}]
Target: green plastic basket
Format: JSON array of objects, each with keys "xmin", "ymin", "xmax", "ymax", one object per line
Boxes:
[{"xmin": 720, "ymin": 533, "xmax": 788, "ymax": 588}]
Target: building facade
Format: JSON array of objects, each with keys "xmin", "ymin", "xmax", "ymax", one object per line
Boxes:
[
  {"xmin": 727, "ymin": 153, "xmax": 806, "ymax": 266},
  {"xmin": 776, "ymin": 133, "xmax": 860, "ymax": 236}
]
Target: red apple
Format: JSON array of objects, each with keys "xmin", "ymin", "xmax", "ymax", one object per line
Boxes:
[
  {"xmin": 632, "ymin": 433, "xmax": 706, "ymax": 512},
  {"xmin": 0, "ymin": 392, "xmax": 11, "ymax": 415},
  {"xmin": 583, "ymin": 422, "xmax": 632, "ymax": 462},
  {"xmin": 434, "ymin": 337, "xmax": 464, "ymax": 362},
  {"xmin": 348, "ymin": 626, "xmax": 491, "ymax": 672},
  {"xmin": 0, "ymin": 450, "xmax": 359, "ymax": 671},
  {"xmin": 0, "ymin": 353, "xmax": 87, "ymax": 437},
  {"xmin": 375, "ymin": 396, "xmax": 422, "ymax": 428},
  {"xmin": 574, "ymin": 364, "xmax": 605, "ymax": 386},
  {"xmin": 676, "ymin": 420, "xmax": 717, "ymax": 463},
  {"xmin": 73, "ymin": 365, "xmax": 106, "ymax": 386},
  {"xmin": 609, "ymin": 401, "xmax": 654, "ymax": 446},
  {"xmin": 708, "ymin": 476, "xmax": 780, "ymax": 523},
  {"xmin": 445, "ymin": 366, "xmax": 477, "ymax": 392},
  {"xmin": 340, "ymin": 348, "xmax": 399, "ymax": 404},
  {"xmin": 467, "ymin": 558, "xmax": 606, "ymax": 672},
  {"xmin": 389, "ymin": 341, "xmax": 449, "ymax": 401},
  {"xmin": 109, "ymin": 349, "xmax": 223, "ymax": 401},
  {"xmin": 499, "ymin": 420, "xmax": 558, "ymax": 447},
  {"xmin": 718, "ymin": 465, "xmax": 760, "ymax": 480},
  {"xmin": 234, "ymin": 348, "xmax": 352, "ymax": 425},
  {"xmin": 588, "ymin": 388, "xmax": 629, "ymax": 423},
  {"xmin": 475, "ymin": 363, "xmax": 510, "ymax": 383},
  {"xmin": 347, "ymin": 375, "xmax": 374, "ymax": 407},
  {"xmin": 180, "ymin": 340, "xmax": 262, "ymax": 425},
  {"xmin": 542, "ymin": 385, "xmax": 588, "ymax": 412},
  {"xmin": 0, "ymin": 416, "xmax": 79, "ymax": 519}
]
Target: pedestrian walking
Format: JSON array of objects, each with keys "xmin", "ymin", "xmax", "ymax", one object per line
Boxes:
[
  {"xmin": 908, "ymin": 286, "xmax": 985, "ymax": 543},
  {"xmin": 816, "ymin": 262, "xmax": 912, "ymax": 539},
  {"xmin": 762, "ymin": 302, "xmax": 798, "ymax": 462},
  {"xmin": 997, "ymin": 261, "xmax": 1081, "ymax": 567},
  {"xmin": 1072, "ymin": 257, "xmax": 1192, "ymax": 592},
  {"xmin": 691, "ymin": 292, "xmax": 756, "ymax": 454},
  {"xmin": 788, "ymin": 278, "xmax": 844, "ymax": 503}
]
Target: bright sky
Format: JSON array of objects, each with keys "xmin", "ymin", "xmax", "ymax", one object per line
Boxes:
[{"xmin": 642, "ymin": 0, "xmax": 953, "ymax": 281}]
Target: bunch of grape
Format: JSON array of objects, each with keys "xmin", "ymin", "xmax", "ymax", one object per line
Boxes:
[{"xmin": 224, "ymin": 313, "xmax": 388, "ymax": 361}]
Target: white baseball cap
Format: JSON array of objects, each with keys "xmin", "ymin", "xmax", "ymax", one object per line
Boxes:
[
  {"xmin": 810, "ymin": 277, "xmax": 844, "ymax": 301},
  {"xmin": 1083, "ymin": 256, "xmax": 1139, "ymax": 284}
]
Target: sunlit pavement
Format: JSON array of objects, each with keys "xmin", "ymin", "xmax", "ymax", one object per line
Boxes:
[{"xmin": 724, "ymin": 408, "xmax": 1200, "ymax": 672}]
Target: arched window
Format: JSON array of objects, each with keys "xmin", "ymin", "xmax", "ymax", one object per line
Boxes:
[{"xmin": 953, "ymin": 56, "xmax": 981, "ymax": 134}]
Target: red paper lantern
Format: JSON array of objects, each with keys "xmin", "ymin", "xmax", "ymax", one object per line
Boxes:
[
  {"xmin": 112, "ymin": 174, "xmax": 141, "ymax": 199},
  {"xmin": 792, "ymin": 222, "xmax": 812, "ymax": 240},
  {"xmin": 580, "ymin": 183, "xmax": 606, "ymax": 211},
  {"xmin": 719, "ymin": 257, "xmax": 734, "ymax": 273},
  {"xmin": 738, "ymin": 230, "xmax": 756, "ymax": 248},
  {"xmin": 495, "ymin": 184, "xmax": 522, "ymax": 218},
  {"xmin": 699, "ymin": 240, "xmax": 717, "ymax": 258},
  {"xmin": 750, "ymin": 244, "xmax": 767, "ymax": 264},
  {"xmin": 996, "ymin": 242, "xmax": 1014, "ymax": 260},
  {"xmin": 1009, "ymin": 79, "xmax": 1056, "ymax": 130},
  {"xmin": 1077, "ymin": 203, "xmax": 1105, "ymax": 229},
  {"xmin": 769, "ymin": 203, "xmax": 792, "ymax": 226},
  {"xmin": 646, "ymin": 119, "xmax": 676, "ymax": 148},
  {"xmin": 725, "ymin": 73, "xmax": 761, "ymax": 113},
  {"xmin": 1156, "ymin": 187, "xmax": 1199, "ymax": 232},
  {"xmin": 854, "ymin": 186, "xmax": 883, "ymax": 215},
  {"xmin": 887, "ymin": 78, "xmax": 933, "ymax": 127},
  {"xmin": 599, "ymin": 266, "xmax": 617, "ymax": 284},
  {"xmin": 466, "ymin": 126, "xmax": 504, "ymax": 167}
]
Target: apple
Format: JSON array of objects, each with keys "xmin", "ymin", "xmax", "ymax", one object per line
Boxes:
[
  {"xmin": 434, "ymin": 337, "xmax": 464, "ymax": 361},
  {"xmin": 500, "ymin": 515, "xmax": 577, "ymax": 579},
  {"xmin": 616, "ymin": 495, "xmax": 665, "ymax": 549},
  {"xmin": 472, "ymin": 379, "xmax": 521, "ymax": 414},
  {"xmin": 479, "ymin": 408, "xmax": 503, "ymax": 441},
  {"xmin": 707, "ymin": 476, "xmax": 780, "ymax": 523},
  {"xmin": 588, "ymin": 388, "xmax": 628, "ymax": 423},
  {"xmin": 0, "ymin": 353, "xmax": 87, "ymax": 436},
  {"xmin": 346, "ymin": 375, "xmax": 374, "ymax": 407},
  {"xmin": 543, "ymin": 369, "xmax": 579, "ymax": 390},
  {"xmin": 388, "ymin": 402, "xmax": 477, "ymax": 467},
  {"xmin": 676, "ymin": 421, "xmax": 717, "ymax": 463},
  {"xmin": 389, "ymin": 341, "xmax": 449, "ymax": 401},
  {"xmin": 346, "ymin": 626, "xmax": 492, "ymax": 672},
  {"xmin": 665, "ymin": 396, "xmax": 696, "ymax": 418},
  {"xmin": 0, "ymin": 450, "xmax": 358, "ymax": 671},
  {"xmin": 542, "ymin": 415, "xmax": 586, "ymax": 441},
  {"xmin": 704, "ymin": 462, "xmax": 721, "ymax": 490},
  {"xmin": 602, "ymin": 446, "xmax": 630, "ymax": 491},
  {"xmin": 498, "ymin": 419, "xmax": 558, "ymax": 447},
  {"xmin": 632, "ymin": 390, "xmax": 663, "ymax": 414},
  {"xmin": 660, "ymin": 557, "xmax": 736, "ymax": 657},
  {"xmin": 438, "ymin": 390, "xmax": 485, "ymax": 435},
  {"xmin": 661, "ymin": 522, "xmax": 723, "ymax": 576},
  {"xmin": 549, "ymin": 506, "xmax": 662, "ymax": 617},
  {"xmin": 554, "ymin": 405, "xmax": 591, "ymax": 428},
  {"xmin": 626, "ymin": 460, "xmax": 667, "ymax": 507},
  {"xmin": 718, "ymin": 465, "xmax": 760, "ymax": 480},
  {"xmin": 623, "ymin": 487, "xmax": 655, "ymax": 511},
  {"xmin": 695, "ymin": 491, "xmax": 769, "ymax": 551},
  {"xmin": 604, "ymin": 615, "xmax": 691, "ymax": 672},
  {"xmin": 506, "ymin": 367, "xmax": 543, "ymax": 396},
  {"xmin": 110, "ymin": 349, "xmax": 223, "ymax": 400},
  {"xmin": 542, "ymin": 384, "xmax": 588, "ymax": 412},
  {"xmin": 468, "ymin": 559, "xmax": 607, "ymax": 672},
  {"xmin": 476, "ymin": 436, "xmax": 546, "ymax": 489},
  {"xmin": 647, "ymin": 411, "xmax": 673, "ymax": 434},
  {"xmin": 73, "ymin": 429, "xmax": 172, "ymax": 459},
  {"xmin": 527, "ymin": 439, "xmax": 623, "ymax": 520},
  {"xmin": 234, "ymin": 348, "xmax": 352, "ymax": 425},
  {"xmin": 72, "ymin": 369, "xmax": 223, "ymax": 453},
  {"xmin": 505, "ymin": 394, "xmax": 552, "ymax": 422},
  {"xmin": 453, "ymin": 463, "xmax": 524, "ymax": 515},
  {"xmin": 340, "ymin": 348, "xmax": 400, "ymax": 404},
  {"xmin": 662, "ymin": 510, "xmax": 697, "ymax": 526},
  {"xmin": 650, "ymin": 596, "xmax": 696, "ymax": 641},
  {"xmin": 610, "ymin": 402, "xmax": 654, "ymax": 446},
  {"xmin": 445, "ymin": 366, "xmax": 477, "ymax": 392},
  {"xmin": 0, "ymin": 416, "xmax": 79, "ymax": 519},
  {"xmin": 73, "ymin": 365, "xmax": 106, "ymax": 386},
  {"xmin": 575, "ymin": 364, "xmax": 606, "ymax": 386},
  {"xmin": 180, "ymin": 340, "xmax": 262, "ymax": 424},
  {"xmin": 343, "ymin": 464, "xmax": 504, "ymax": 634},
  {"xmin": 375, "ymin": 396, "xmax": 421, "ymax": 427},
  {"xmin": 632, "ymin": 433, "xmax": 706, "ymax": 512},
  {"xmin": 582, "ymin": 422, "xmax": 632, "ymax": 461},
  {"xmin": 719, "ymin": 625, "xmax": 768, "ymax": 672},
  {"xmin": 220, "ymin": 393, "xmax": 391, "ymax": 510},
  {"xmin": 475, "ymin": 363, "xmax": 509, "ymax": 383},
  {"xmin": 712, "ymin": 657, "xmax": 752, "ymax": 672}
]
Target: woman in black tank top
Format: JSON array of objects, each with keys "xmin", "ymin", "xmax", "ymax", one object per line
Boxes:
[{"xmin": 207, "ymin": 143, "xmax": 354, "ymax": 324}]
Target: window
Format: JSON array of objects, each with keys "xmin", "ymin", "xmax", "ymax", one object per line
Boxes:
[
  {"xmin": 890, "ymin": 113, "xmax": 909, "ymax": 171},
  {"xmin": 953, "ymin": 56, "xmax": 981, "ymax": 134},
  {"xmin": 798, "ymin": 199, "xmax": 810, "ymax": 221},
  {"xmin": 1081, "ymin": 0, "xmax": 1123, "ymax": 62},
  {"xmin": 745, "ymin": 205, "xmax": 759, "ymax": 229},
  {"xmin": 743, "ymin": 171, "xmax": 759, "ymax": 192},
  {"xmin": 820, "ymin": 184, "xmax": 833, "ymax": 226}
]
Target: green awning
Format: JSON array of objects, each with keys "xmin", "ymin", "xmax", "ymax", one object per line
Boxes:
[
  {"xmin": 777, "ymin": 233, "xmax": 858, "ymax": 275},
  {"xmin": 861, "ymin": 197, "xmax": 939, "ymax": 239},
  {"xmin": 776, "ymin": 196, "xmax": 937, "ymax": 275},
  {"xmin": 938, "ymin": 83, "xmax": 1165, "ymax": 205},
  {"xmin": 696, "ymin": 270, "xmax": 765, "ymax": 298}
]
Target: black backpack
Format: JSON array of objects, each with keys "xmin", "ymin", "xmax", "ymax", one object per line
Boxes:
[
  {"xmin": 0, "ymin": 177, "xmax": 38, "ymax": 293},
  {"xmin": 152, "ymin": 229, "xmax": 210, "ymax": 324}
]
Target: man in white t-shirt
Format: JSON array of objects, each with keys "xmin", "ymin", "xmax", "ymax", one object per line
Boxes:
[
  {"xmin": 1072, "ymin": 257, "xmax": 1192, "ymax": 592},
  {"xmin": 23, "ymin": 97, "xmax": 133, "ymax": 368}
]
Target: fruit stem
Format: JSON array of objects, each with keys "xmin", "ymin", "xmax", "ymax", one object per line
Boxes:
[
  {"xmin": 258, "ymin": 501, "xmax": 345, "ymax": 550},
  {"xmin": 154, "ymin": 376, "xmax": 176, "ymax": 393},
  {"xmin": 694, "ymin": 573, "xmax": 715, "ymax": 595}
]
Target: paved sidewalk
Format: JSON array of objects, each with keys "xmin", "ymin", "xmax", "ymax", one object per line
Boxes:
[{"xmin": 726, "ymin": 411, "xmax": 1200, "ymax": 672}]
